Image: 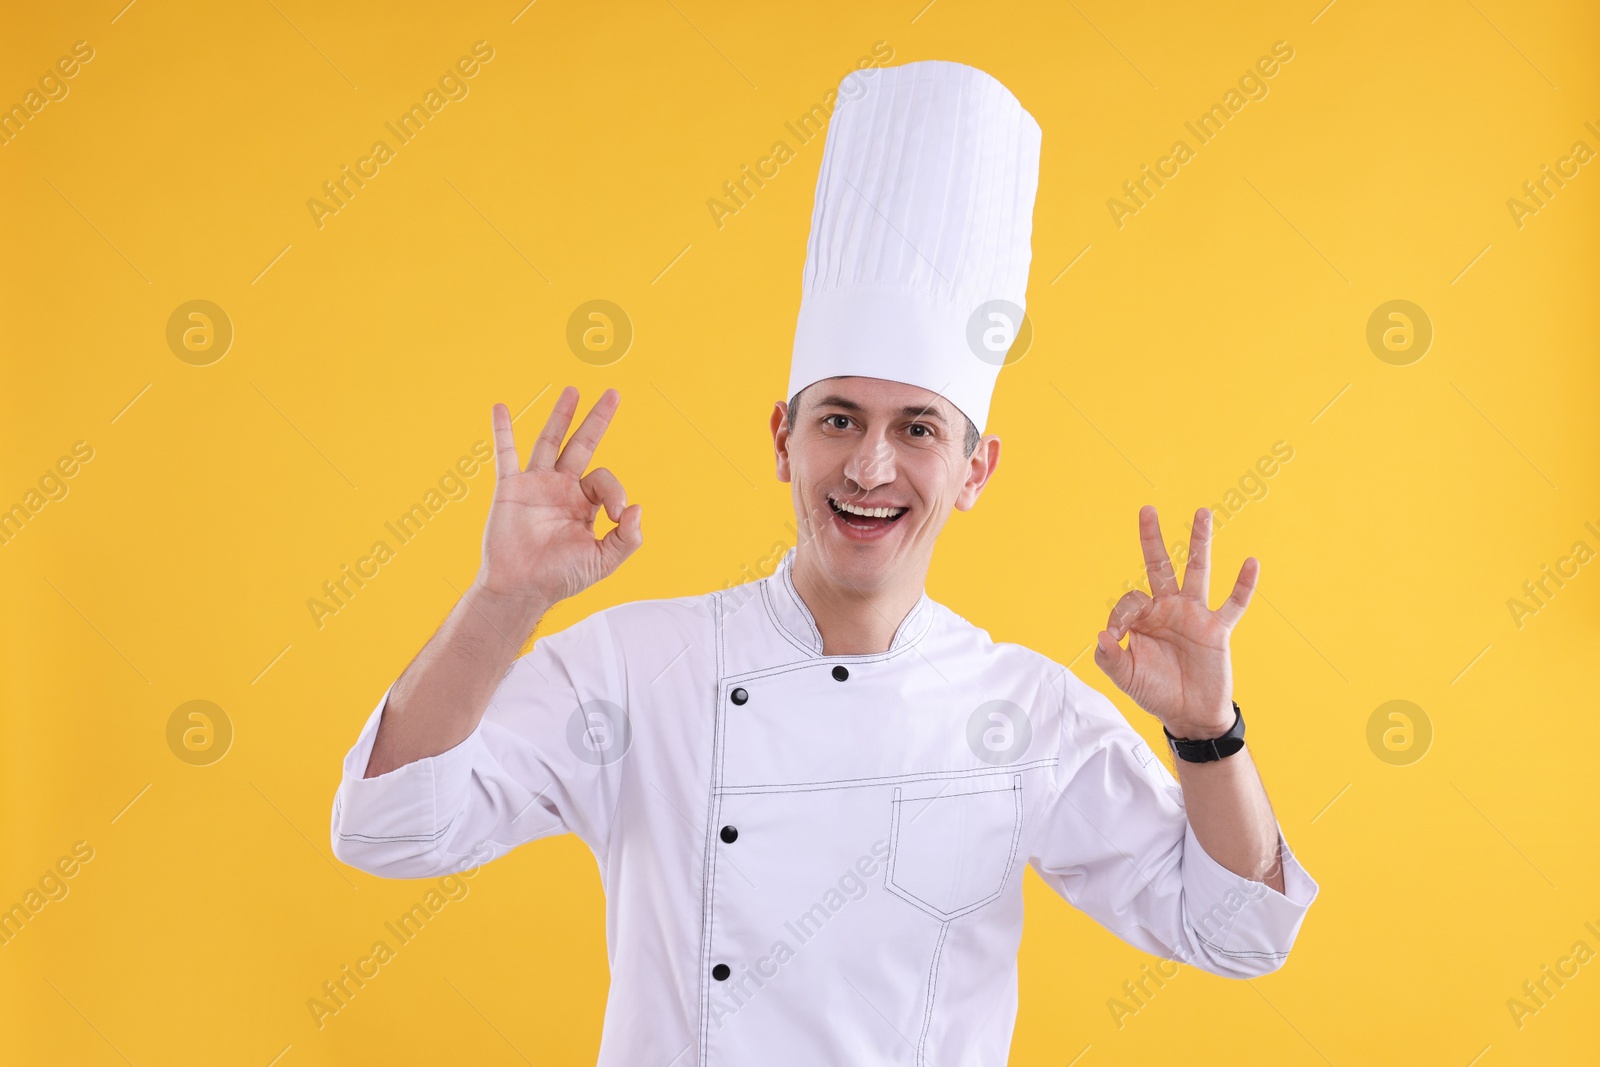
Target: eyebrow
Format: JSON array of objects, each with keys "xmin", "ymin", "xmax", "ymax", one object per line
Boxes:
[{"xmin": 812, "ymin": 394, "xmax": 950, "ymax": 426}]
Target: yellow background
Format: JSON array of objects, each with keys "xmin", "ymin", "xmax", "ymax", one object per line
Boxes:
[{"xmin": 3, "ymin": 0, "xmax": 1596, "ymax": 1063}]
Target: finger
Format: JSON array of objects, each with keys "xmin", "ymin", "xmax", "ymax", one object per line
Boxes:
[
  {"xmin": 529, "ymin": 386, "xmax": 580, "ymax": 470},
  {"xmin": 1181, "ymin": 507, "xmax": 1212, "ymax": 601},
  {"xmin": 491, "ymin": 403, "xmax": 520, "ymax": 481},
  {"xmin": 1215, "ymin": 557, "xmax": 1260, "ymax": 630},
  {"xmin": 1093, "ymin": 628, "xmax": 1135, "ymax": 693},
  {"xmin": 554, "ymin": 388, "xmax": 621, "ymax": 475},
  {"xmin": 597, "ymin": 502, "xmax": 643, "ymax": 572},
  {"xmin": 580, "ymin": 467, "xmax": 627, "ymax": 523},
  {"xmin": 1139, "ymin": 505, "xmax": 1180, "ymax": 597},
  {"xmin": 1107, "ymin": 589, "xmax": 1154, "ymax": 640}
]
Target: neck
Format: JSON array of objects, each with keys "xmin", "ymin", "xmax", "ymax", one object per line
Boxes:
[{"xmin": 789, "ymin": 546, "xmax": 927, "ymax": 655}]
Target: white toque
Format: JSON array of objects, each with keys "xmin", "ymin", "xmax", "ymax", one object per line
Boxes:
[{"xmin": 787, "ymin": 60, "xmax": 1042, "ymax": 435}]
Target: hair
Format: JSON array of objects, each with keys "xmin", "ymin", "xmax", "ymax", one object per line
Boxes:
[{"xmin": 787, "ymin": 387, "xmax": 981, "ymax": 457}]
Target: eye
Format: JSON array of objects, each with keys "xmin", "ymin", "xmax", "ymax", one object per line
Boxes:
[
  {"xmin": 823, "ymin": 414, "xmax": 851, "ymax": 430},
  {"xmin": 906, "ymin": 422, "xmax": 933, "ymax": 438}
]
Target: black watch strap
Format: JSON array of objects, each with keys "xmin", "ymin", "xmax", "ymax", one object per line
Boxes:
[{"xmin": 1164, "ymin": 701, "xmax": 1245, "ymax": 763}]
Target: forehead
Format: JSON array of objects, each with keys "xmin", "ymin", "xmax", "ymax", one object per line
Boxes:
[{"xmin": 803, "ymin": 376, "xmax": 958, "ymax": 423}]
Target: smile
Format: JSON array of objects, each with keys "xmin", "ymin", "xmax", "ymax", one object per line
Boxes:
[{"xmin": 828, "ymin": 496, "xmax": 908, "ymax": 530}]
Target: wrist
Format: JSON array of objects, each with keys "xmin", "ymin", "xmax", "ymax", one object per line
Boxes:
[
  {"xmin": 1166, "ymin": 715, "xmax": 1234, "ymax": 741},
  {"xmin": 1165, "ymin": 695, "xmax": 1237, "ymax": 741},
  {"xmin": 466, "ymin": 580, "xmax": 552, "ymax": 643},
  {"xmin": 1164, "ymin": 702, "xmax": 1246, "ymax": 763}
]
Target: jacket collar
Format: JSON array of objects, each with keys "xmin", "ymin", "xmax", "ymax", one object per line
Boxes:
[{"xmin": 763, "ymin": 547, "xmax": 935, "ymax": 657}]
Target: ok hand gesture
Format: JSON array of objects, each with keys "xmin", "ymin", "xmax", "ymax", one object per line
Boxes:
[
  {"xmin": 476, "ymin": 387, "xmax": 643, "ymax": 608},
  {"xmin": 1092, "ymin": 506, "xmax": 1256, "ymax": 739}
]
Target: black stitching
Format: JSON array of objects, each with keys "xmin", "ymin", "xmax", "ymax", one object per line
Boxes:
[
  {"xmin": 721, "ymin": 631, "xmax": 930, "ymax": 684},
  {"xmin": 754, "ymin": 565, "xmax": 937, "ymax": 668},
  {"xmin": 780, "ymin": 559, "xmax": 826, "ymax": 652},
  {"xmin": 720, "ymin": 759, "xmax": 1056, "ymax": 796},
  {"xmin": 999, "ymin": 775, "xmax": 1026, "ymax": 903},
  {"xmin": 696, "ymin": 590, "xmax": 730, "ymax": 1059},
  {"xmin": 884, "ymin": 779, "xmax": 1025, "ymax": 921},
  {"xmin": 335, "ymin": 811, "xmax": 459, "ymax": 844},
  {"xmin": 1195, "ymin": 931, "xmax": 1290, "ymax": 960},
  {"xmin": 760, "ymin": 579, "xmax": 820, "ymax": 658},
  {"xmin": 917, "ymin": 919, "xmax": 951, "ymax": 1064},
  {"xmin": 886, "ymin": 785, "xmax": 903, "ymax": 897}
]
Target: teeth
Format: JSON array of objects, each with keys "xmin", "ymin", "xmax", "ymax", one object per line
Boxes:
[{"xmin": 832, "ymin": 498, "xmax": 906, "ymax": 519}]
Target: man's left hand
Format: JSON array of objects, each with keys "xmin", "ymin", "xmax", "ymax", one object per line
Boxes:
[{"xmin": 1093, "ymin": 505, "xmax": 1256, "ymax": 739}]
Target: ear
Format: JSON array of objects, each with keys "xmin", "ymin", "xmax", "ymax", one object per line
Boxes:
[
  {"xmin": 953, "ymin": 434, "xmax": 1001, "ymax": 511},
  {"xmin": 770, "ymin": 401, "xmax": 793, "ymax": 483}
]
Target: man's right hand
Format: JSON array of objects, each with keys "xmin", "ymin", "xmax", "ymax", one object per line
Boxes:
[
  {"xmin": 478, "ymin": 386, "xmax": 643, "ymax": 609},
  {"xmin": 360, "ymin": 386, "xmax": 640, "ymax": 780}
]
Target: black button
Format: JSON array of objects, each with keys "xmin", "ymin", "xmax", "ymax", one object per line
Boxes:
[
  {"xmin": 730, "ymin": 687, "xmax": 748, "ymax": 705},
  {"xmin": 712, "ymin": 963, "xmax": 731, "ymax": 981},
  {"xmin": 832, "ymin": 665, "xmax": 849, "ymax": 682},
  {"xmin": 720, "ymin": 825, "xmax": 738, "ymax": 844}
]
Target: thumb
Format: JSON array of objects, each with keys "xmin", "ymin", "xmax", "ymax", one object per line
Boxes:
[
  {"xmin": 1092, "ymin": 629, "xmax": 1136, "ymax": 693},
  {"xmin": 597, "ymin": 502, "xmax": 643, "ymax": 572}
]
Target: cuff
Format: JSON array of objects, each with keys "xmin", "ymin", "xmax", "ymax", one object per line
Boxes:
[
  {"xmin": 330, "ymin": 681, "xmax": 486, "ymax": 857},
  {"xmin": 1180, "ymin": 819, "xmax": 1319, "ymax": 968}
]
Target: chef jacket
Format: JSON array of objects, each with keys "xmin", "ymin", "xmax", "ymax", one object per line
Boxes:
[{"xmin": 331, "ymin": 547, "xmax": 1318, "ymax": 1064}]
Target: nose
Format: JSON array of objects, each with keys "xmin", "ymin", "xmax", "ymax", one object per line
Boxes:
[{"xmin": 843, "ymin": 431, "xmax": 896, "ymax": 492}]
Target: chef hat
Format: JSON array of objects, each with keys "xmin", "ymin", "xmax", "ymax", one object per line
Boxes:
[{"xmin": 787, "ymin": 60, "xmax": 1042, "ymax": 434}]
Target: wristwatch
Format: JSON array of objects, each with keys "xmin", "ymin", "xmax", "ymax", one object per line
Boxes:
[{"xmin": 1164, "ymin": 701, "xmax": 1245, "ymax": 763}]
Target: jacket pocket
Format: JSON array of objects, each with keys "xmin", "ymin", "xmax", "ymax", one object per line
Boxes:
[{"xmin": 886, "ymin": 774, "xmax": 1023, "ymax": 921}]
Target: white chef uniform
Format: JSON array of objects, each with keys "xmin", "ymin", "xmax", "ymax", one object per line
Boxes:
[
  {"xmin": 331, "ymin": 60, "xmax": 1319, "ymax": 1064},
  {"xmin": 331, "ymin": 551, "xmax": 1318, "ymax": 1064}
]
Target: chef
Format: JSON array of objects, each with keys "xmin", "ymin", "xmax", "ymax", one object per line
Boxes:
[{"xmin": 331, "ymin": 60, "xmax": 1318, "ymax": 1064}]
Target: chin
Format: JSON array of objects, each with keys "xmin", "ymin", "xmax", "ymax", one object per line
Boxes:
[
  {"xmin": 813, "ymin": 529, "xmax": 916, "ymax": 590},
  {"xmin": 792, "ymin": 491, "xmax": 931, "ymax": 590}
]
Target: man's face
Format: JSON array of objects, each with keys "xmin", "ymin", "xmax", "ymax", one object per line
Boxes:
[{"xmin": 770, "ymin": 377, "xmax": 1000, "ymax": 593}]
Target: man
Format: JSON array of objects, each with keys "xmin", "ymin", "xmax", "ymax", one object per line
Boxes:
[{"xmin": 331, "ymin": 60, "xmax": 1318, "ymax": 1063}]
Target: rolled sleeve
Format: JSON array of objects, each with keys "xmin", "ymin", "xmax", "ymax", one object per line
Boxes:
[
  {"xmin": 329, "ymin": 681, "xmax": 495, "ymax": 879},
  {"xmin": 1029, "ymin": 669, "xmax": 1319, "ymax": 979},
  {"xmin": 1178, "ymin": 818, "xmax": 1319, "ymax": 976},
  {"xmin": 329, "ymin": 609, "xmax": 629, "ymax": 881}
]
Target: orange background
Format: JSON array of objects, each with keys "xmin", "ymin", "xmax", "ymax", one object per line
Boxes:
[{"xmin": 2, "ymin": 1, "xmax": 1596, "ymax": 1063}]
